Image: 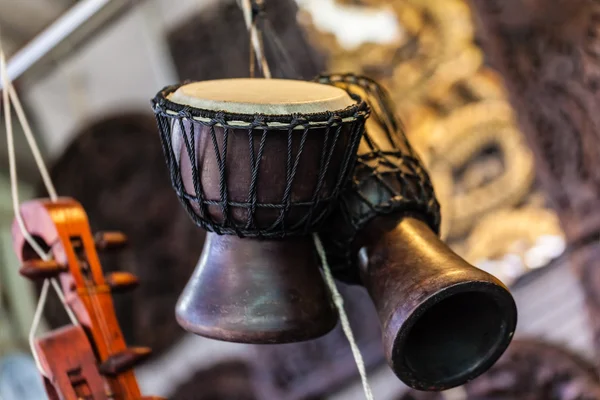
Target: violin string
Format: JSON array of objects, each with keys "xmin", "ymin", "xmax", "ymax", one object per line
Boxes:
[
  {"xmin": 313, "ymin": 233, "xmax": 375, "ymax": 400},
  {"xmin": 86, "ymin": 269, "xmax": 117, "ymax": 358},
  {"xmin": 0, "ymin": 45, "xmax": 79, "ymax": 376}
]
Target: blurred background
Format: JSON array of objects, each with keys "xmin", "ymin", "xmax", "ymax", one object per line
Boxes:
[{"xmin": 0, "ymin": 0, "xmax": 597, "ymax": 399}]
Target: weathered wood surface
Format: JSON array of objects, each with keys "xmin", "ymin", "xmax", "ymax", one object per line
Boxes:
[{"xmin": 469, "ymin": 0, "xmax": 600, "ymax": 355}]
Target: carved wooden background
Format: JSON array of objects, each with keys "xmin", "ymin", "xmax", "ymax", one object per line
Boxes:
[{"xmin": 469, "ymin": 0, "xmax": 600, "ymax": 359}]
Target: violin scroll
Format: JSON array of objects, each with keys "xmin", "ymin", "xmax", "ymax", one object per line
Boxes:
[{"xmin": 12, "ymin": 198, "xmax": 165, "ymax": 400}]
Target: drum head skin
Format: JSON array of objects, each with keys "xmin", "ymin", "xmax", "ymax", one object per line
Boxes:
[{"xmin": 167, "ymin": 78, "xmax": 355, "ymax": 115}]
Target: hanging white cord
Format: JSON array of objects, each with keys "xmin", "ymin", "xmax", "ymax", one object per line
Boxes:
[
  {"xmin": 1, "ymin": 47, "xmax": 78, "ymax": 375},
  {"xmin": 239, "ymin": 0, "xmax": 272, "ymax": 79},
  {"xmin": 313, "ymin": 233, "xmax": 375, "ymax": 400},
  {"xmin": 6, "ymin": 79, "xmax": 58, "ymax": 201},
  {"xmin": 234, "ymin": 4, "xmax": 372, "ymax": 395}
]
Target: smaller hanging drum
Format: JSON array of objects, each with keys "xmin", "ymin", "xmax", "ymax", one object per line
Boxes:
[
  {"xmin": 152, "ymin": 78, "xmax": 368, "ymax": 343},
  {"xmin": 316, "ymin": 74, "xmax": 517, "ymax": 391}
]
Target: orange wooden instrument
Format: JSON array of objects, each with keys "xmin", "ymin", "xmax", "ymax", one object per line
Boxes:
[{"xmin": 12, "ymin": 198, "xmax": 164, "ymax": 400}]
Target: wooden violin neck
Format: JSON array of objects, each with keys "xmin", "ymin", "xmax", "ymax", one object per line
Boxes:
[{"xmin": 12, "ymin": 198, "xmax": 165, "ymax": 399}]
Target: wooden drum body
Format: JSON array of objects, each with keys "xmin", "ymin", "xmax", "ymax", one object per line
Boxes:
[
  {"xmin": 152, "ymin": 78, "xmax": 368, "ymax": 343},
  {"xmin": 316, "ymin": 74, "xmax": 518, "ymax": 391}
]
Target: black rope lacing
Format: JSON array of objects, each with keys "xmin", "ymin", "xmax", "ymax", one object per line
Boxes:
[
  {"xmin": 315, "ymin": 73, "xmax": 441, "ymax": 283},
  {"xmin": 151, "ymin": 82, "xmax": 369, "ymax": 239}
]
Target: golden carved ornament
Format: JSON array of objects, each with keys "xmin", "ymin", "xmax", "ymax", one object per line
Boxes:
[
  {"xmin": 427, "ymin": 101, "xmax": 536, "ymax": 238},
  {"xmin": 298, "ymin": 0, "xmax": 563, "ymax": 273},
  {"xmin": 461, "ymin": 207, "xmax": 565, "ymax": 284}
]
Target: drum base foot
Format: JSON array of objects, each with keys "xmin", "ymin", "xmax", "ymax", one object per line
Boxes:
[{"xmin": 176, "ymin": 233, "xmax": 339, "ymax": 344}]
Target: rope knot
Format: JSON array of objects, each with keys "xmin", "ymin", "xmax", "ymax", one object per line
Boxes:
[
  {"xmin": 211, "ymin": 112, "xmax": 227, "ymax": 127},
  {"xmin": 178, "ymin": 107, "xmax": 194, "ymax": 121},
  {"xmin": 291, "ymin": 115, "xmax": 310, "ymax": 129},
  {"xmin": 327, "ymin": 112, "xmax": 343, "ymax": 127},
  {"xmin": 251, "ymin": 114, "xmax": 268, "ymax": 130}
]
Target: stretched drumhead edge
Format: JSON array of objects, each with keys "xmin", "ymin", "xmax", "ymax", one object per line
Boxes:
[{"xmin": 167, "ymin": 78, "xmax": 356, "ymax": 115}]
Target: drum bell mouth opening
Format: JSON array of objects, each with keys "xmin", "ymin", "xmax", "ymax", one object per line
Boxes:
[{"xmin": 389, "ymin": 281, "xmax": 517, "ymax": 391}]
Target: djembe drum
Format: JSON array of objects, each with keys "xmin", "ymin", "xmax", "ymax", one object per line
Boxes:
[
  {"xmin": 316, "ymin": 74, "xmax": 518, "ymax": 391},
  {"xmin": 152, "ymin": 78, "xmax": 368, "ymax": 343}
]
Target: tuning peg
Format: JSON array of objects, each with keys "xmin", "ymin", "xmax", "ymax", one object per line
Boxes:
[
  {"xmin": 105, "ymin": 272, "xmax": 139, "ymax": 293},
  {"xmin": 20, "ymin": 260, "xmax": 68, "ymax": 280},
  {"xmin": 98, "ymin": 347, "xmax": 152, "ymax": 376},
  {"xmin": 94, "ymin": 231, "xmax": 128, "ymax": 250}
]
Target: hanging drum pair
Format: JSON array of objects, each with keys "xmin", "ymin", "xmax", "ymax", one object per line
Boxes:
[{"xmin": 151, "ymin": 74, "xmax": 517, "ymax": 391}]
